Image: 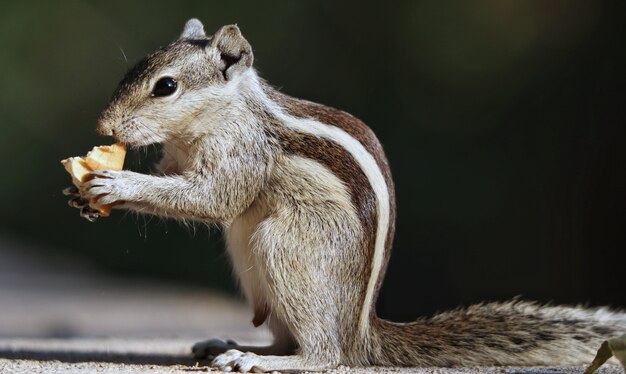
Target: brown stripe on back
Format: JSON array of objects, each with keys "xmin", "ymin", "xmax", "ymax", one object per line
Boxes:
[
  {"xmin": 267, "ymin": 87, "xmax": 397, "ymax": 318},
  {"xmin": 277, "ymin": 132, "xmax": 377, "ymax": 246}
]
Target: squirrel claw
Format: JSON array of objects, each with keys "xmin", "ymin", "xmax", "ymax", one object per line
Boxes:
[
  {"xmin": 62, "ymin": 186, "xmax": 79, "ymax": 196},
  {"xmin": 68, "ymin": 197, "xmax": 88, "ymax": 209},
  {"xmin": 80, "ymin": 206, "xmax": 100, "ymax": 222},
  {"xmin": 64, "ymin": 187, "xmax": 100, "ymax": 222}
]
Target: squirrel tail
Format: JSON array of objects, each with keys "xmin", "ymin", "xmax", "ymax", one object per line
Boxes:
[{"xmin": 369, "ymin": 300, "xmax": 626, "ymax": 366}]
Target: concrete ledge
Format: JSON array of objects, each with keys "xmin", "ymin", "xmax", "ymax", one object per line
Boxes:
[{"xmin": 0, "ymin": 235, "xmax": 621, "ymax": 373}]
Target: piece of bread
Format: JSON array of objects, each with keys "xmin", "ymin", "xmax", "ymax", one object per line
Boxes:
[{"xmin": 61, "ymin": 143, "xmax": 126, "ymax": 217}]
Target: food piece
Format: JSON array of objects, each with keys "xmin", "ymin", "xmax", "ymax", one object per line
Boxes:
[{"xmin": 61, "ymin": 143, "xmax": 126, "ymax": 216}]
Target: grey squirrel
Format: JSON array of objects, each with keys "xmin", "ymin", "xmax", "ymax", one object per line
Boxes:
[{"xmin": 64, "ymin": 19, "xmax": 626, "ymax": 372}]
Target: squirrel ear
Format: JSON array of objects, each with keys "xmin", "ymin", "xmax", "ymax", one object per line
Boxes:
[
  {"xmin": 180, "ymin": 18, "xmax": 206, "ymax": 39},
  {"xmin": 211, "ymin": 24, "xmax": 253, "ymax": 80}
]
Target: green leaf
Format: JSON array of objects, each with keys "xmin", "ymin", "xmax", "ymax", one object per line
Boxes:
[
  {"xmin": 609, "ymin": 334, "xmax": 626, "ymax": 368},
  {"xmin": 584, "ymin": 334, "xmax": 626, "ymax": 374}
]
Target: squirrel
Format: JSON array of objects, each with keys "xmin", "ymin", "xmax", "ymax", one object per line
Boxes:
[{"xmin": 64, "ymin": 19, "xmax": 626, "ymax": 372}]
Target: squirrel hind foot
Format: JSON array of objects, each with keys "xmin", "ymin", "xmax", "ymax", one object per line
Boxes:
[{"xmin": 212, "ymin": 350, "xmax": 334, "ymax": 373}]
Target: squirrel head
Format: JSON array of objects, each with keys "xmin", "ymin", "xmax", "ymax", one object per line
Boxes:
[{"xmin": 97, "ymin": 19, "xmax": 254, "ymax": 146}]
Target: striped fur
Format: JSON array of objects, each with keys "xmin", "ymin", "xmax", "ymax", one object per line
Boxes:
[
  {"xmin": 270, "ymin": 101, "xmax": 391, "ymax": 340},
  {"xmin": 268, "ymin": 90, "xmax": 398, "ymax": 339},
  {"xmin": 86, "ymin": 20, "xmax": 626, "ymax": 372}
]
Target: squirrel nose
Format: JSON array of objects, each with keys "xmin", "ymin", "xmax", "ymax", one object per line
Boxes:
[
  {"xmin": 96, "ymin": 123, "xmax": 113, "ymax": 136},
  {"xmin": 96, "ymin": 117, "xmax": 114, "ymax": 136}
]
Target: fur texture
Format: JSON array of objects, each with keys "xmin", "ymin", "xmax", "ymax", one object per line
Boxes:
[{"xmin": 72, "ymin": 19, "xmax": 626, "ymax": 372}]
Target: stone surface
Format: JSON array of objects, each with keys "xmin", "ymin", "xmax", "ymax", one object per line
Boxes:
[{"xmin": 0, "ymin": 233, "xmax": 622, "ymax": 373}]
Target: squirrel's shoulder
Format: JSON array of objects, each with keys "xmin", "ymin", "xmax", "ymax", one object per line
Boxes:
[{"xmin": 264, "ymin": 87, "xmax": 386, "ymax": 165}]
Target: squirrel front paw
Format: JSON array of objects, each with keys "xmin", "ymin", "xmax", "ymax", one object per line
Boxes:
[
  {"xmin": 62, "ymin": 186, "xmax": 101, "ymax": 222},
  {"xmin": 82, "ymin": 170, "xmax": 139, "ymax": 206}
]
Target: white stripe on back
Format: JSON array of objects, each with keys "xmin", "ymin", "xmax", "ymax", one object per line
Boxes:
[{"xmin": 275, "ymin": 112, "xmax": 390, "ymax": 338}]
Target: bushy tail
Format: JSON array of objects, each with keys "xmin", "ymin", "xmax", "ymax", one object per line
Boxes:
[{"xmin": 370, "ymin": 300, "xmax": 626, "ymax": 366}]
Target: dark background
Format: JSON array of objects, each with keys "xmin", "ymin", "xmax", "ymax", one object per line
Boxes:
[{"xmin": 0, "ymin": 1, "xmax": 624, "ymax": 322}]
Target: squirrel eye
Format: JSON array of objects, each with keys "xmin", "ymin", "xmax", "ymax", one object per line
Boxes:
[{"xmin": 151, "ymin": 77, "xmax": 178, "ymax": 97}]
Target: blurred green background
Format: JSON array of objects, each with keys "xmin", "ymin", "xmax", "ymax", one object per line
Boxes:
[{"xmin": 0, "ymin": 1, "xmax": 624, "ymax": 321}]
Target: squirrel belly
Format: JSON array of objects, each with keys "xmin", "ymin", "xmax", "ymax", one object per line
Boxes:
[{"xmin": 77, "ymin": 18, "xmax": 626, "ymax": 371}]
